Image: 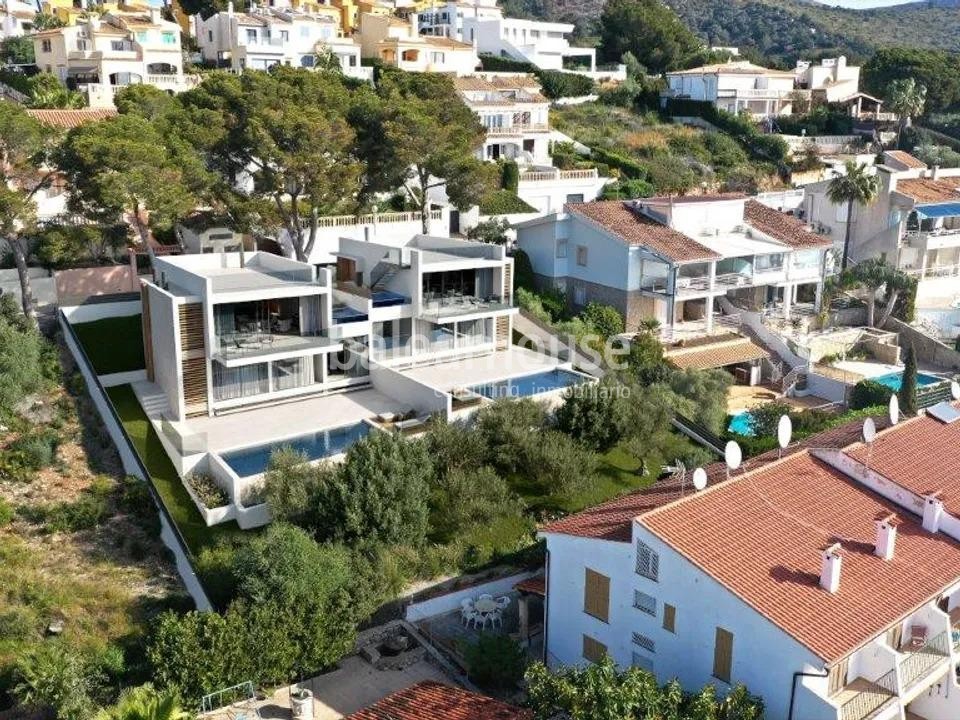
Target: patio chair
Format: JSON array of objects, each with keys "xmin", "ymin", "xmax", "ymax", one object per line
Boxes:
[
  {"xmin": 463, "ymin": 608, "xmax": 481, "ymax": 629},
  {"xmin": 495, "ymin": 596, "xmax": 511, "ymax": 610},
  {"xmin": 479, "ymin": 593, "xmax": 493, "ymax": 601},
  {"xmin": 490, "ymin": 609, "xmax": 503, "ymax": 629},
  {"xmin": 905, "ymin": 624, "xmax": 929, "ymax": 651}
]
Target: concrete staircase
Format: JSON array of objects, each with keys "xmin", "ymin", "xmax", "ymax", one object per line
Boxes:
[{"xmin": 370, "ymin": 263, "xmax": 399, "ymax": 292}]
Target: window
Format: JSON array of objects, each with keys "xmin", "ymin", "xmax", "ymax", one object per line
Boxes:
[
  {"xmin": 300, "ymin": 25, "xmax": 310, "ymax": 37},
  {"xmin": 573, "ymin": 283, "xmax": 586, "ymax": 306},
  {"xmin": 41, "ymin": 39, "xmax": 52, "ymax": 52},
  {"xmin": 632, "ymin": 631, "xmax": 655, "ymax": 653},
  {"xmin": 300, "ymin": 54, "xmax": 315, "ymax": 67},
  {"xmin": 566, "ymin": 193, "xmax": 584, "ymax": 204},
  {"xmin": 582, "ymin": 634, "xmax": 607, "ymax": 663},
  {"xmin": 712, "ymin": 627, "xmax": 734, "ymax": 683},
  {"xmin": 662, "ymin": 603, "xmax": 676, "ymax": 633},
  {"xmin": 635, "ymin": 541, "xmax": 659, "ymax": 581},
  {"xmin": 576, "ymin": 245, "xmax": 587, "ymax": 267},
  {"xmin": 583, "ymin": 568, "xmax": 610, "ymax": 623},
  {"xmin": 634, "ymin": 590, "xmax": 656, "ymax": 616},
  {"xmin": 280, "ymin": 30, "xmax": 289, "ymax": 41},
  {"xmin": 246, "ymin": 28, "xmax": 257, "ymax": 42},
  {"xmin": 430, "ymin": 51, "xmax": 445, "ymax": 63},
  {"xmin": 631, "ymin": 652, "xmax": 653, "ymax": 673},
  {"xmin": 136, "ymin": 30, "xmax": 148, "ymax": 41},
  {"xmin": 161, "ymin": 31, "xmax": 176, "ymax": 45},
  {"xmin": 556, "ymin": 239, "xmax": 567, "ymax": 258},
  {"xmin": 207, "ymin": 30, "xmax": 213, "ymax": 41}
]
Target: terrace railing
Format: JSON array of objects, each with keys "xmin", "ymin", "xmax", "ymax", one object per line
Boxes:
[
  {"xmin": 303, "ymin": 209, "xmax": 443, "ymax": 229},
  {"xmin": 899, "ymin": 631, "xmax": 950, "ymax": 692},
  {"xmin": 836, "ymin": 669, "xmax": 897, "ymax": 720}
]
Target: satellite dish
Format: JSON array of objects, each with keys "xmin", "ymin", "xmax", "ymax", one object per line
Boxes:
[
  {"xmin": 777, "ymin": 415, "xmax": 793, "ymax": 450},
  {"xmin": 692, "ymin": 467, "xmax": 708, "ymax": 491},
  {"xmin": 888, "ymin": 394, "xmax": 900, "ymax": 426},
  {"xmin": 951, "ymin": 381, "xmax": 960, "ymax": 401},
  {"xmin": 724, "ymin": 441, "xmax": 742, "ymax": 472},
  {"xmin": 862, "ymin": 417, "xmax": 877, "ymax": 444}
]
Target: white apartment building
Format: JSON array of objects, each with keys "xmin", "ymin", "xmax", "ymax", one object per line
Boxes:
[
  {"xmin": 541, "ymin": 405, "xmax": 960, "ymax": 720},
  {"xmin": 804, "ymin": 153, "xmax": 960, "ymax": 303},
  {"xmin": 1, "ymin": 0, "xmax": 37, "ymax": 40},
  {"xmin": 358, "ymin": 11, "xmax": 478, "ymax": 75},
  {"xmin": 515, "ymin": 195, "xmax": 831, "ymax": 333},
  {"xmin": 664, "ymin": 60, "xmax": 797, "ymax": 118},
  {"xmin": 417, "ymin": 0, "xmax": 594, "ymax": 72},
  {"xmin": 31, "ymin": 8, "xmax": 198, "ymax": 108},
  {"xmin": 194, "ymin": 3, "xmax": 370, "ymax": 79},
  {"xmin": 453, "ymin": 73, "xmax": 609, "ymax": 214}
]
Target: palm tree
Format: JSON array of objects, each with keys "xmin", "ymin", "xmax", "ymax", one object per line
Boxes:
[
  {"xmin": 95, "ymin": 684, "xmax": 192, "ymax": 720},
  {"xmin": 827, "ymin": 161, "xmax": 880, "ymax": 271},
  {"xmin": 886, "ymin": 78, "xmax": 927, "ymax": 150}
]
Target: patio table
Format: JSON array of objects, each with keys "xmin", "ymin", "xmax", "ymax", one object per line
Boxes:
[{"xmin": 475, "ymin": 598, "xmax": 497, "ymax": 614}]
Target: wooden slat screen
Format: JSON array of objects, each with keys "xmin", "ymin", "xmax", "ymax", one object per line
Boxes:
[
  {"xmin": 503, "ymin": 262, "xmax": 512, "ymax": 301},
  {"xmin": 178, "ymin": 303, "xmax": 205, "ymax": 353},
  {"xmin": 141, "ymin": 285, "xmax": 154, "ymax": 383},
  {"xmin": 712, "ymin": 627, "xmax": 734, "ymax": 683},
  {"xmin": 663, "ymin": 603, "xmax": 676, "ymax": 633},
  {"xmin": 827, "ymin": 657, "xmax": 849, "ymax": 697},
  {"xmin": 496, "ymin": 316, "xmax": 509, "ymax": 350},
  {"xmin": 886, "ymin": 625, "xmax": 903, "ymax": 651},
  {"xmin": 181, "ymin": 356, "xmax": 208, "ymax": 417},
  {"xmin": 582, "ymin": 634, "xmax": 607, "ymax": 664},
  {"xmin": 583, "ymin": 568, "xmax": 610, "ymax": 623}
]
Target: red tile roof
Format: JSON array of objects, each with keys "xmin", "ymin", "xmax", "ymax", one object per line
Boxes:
[
  {"xmin": 743, "ymin": 200, "xmax": 832, "ymax": 249},
  {"xmin": 26, "ymin": 109, "xmax": 117, "ymax": 128},
  {"xmin": 665, "ymin": 337, "xmax": 769, "ymax": 370},
  {"xmin": 566, "ymin": 201, "xmax": 720, "ymax": 263},
  {"xmin": 884, "ymin": 150, "xmax": 927, "ymax": 170},
  {"xmin": 344, "ymin": 682, "xmax": 531, "ymax": 720},
  {"xmin": 514, "ymin": 575, "xmax": 546, "ymax": 596},
  {"xmin": 846, "ymin": 405, "xmax": 960, "ymax": 515},
  {"xmin": 895, "ymin": 176, "xmax": 960, "ymax": 204},
  {"xmin": 639, "ymin": 451, "xmax": 960, "ymax": 663},
  {"xmin": 540, "ymin": 410, "xmax": 896, "ymax": 542}
]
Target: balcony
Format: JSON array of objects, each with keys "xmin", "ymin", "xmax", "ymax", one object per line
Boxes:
[
  {"xmin": 902, "ymin": 263, "xmax": 960, "ymax": 280},
  {"xmin": 518, "ymin": 168, "xmax": 599, "ymax": 183},
  {"xmin": 486, "ymin": 123, "xmax": 550, "ymax": 136},
  {"xmin": 833, "ymin": 672, "xmax": 897, "ymax": 720},
  {"xmin": 718, "ymin": 87, "xmax": 792, "ymax": 99},
  {"xmin": 898, "ymin": 631, "xmax": 950, "ymax": 694},
  {"xmin": 213, "ymin": 331, "xmax": 338, "ymax": 364},
  {"xmin": 903, "ymin": 227, "xmax": 960, "ymax": 250},
  {"xmin": 420, "ymin": 293, "xmax": 513, "ymax": 321}
]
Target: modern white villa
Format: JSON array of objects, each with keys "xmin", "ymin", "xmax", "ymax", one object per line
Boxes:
[
  {"xmin": 31, "ymin": 8, "xmax": 199, "ymax": 108},
  {"xmin": 514, "ymin": 195, "xmax": 831, "ymax": 335},
  {"xmin": 193, "ymin": 2, "xmax": 370, "ymax": 79},
  {"xmin": 416, "ymin": 0, "xmax": 595, "ymax": 72},
  {"xmin": 540, "ymin": 404, "xmax": 960, "ymax": 720},
  {"xmin": 453, "ymin": 73, "xmax": 609, "ymax": 214},
  {"xmin": 663, "ymin": 60, "xmax": 797, "ymax": 118},
  {"xmin": 804, "ymin": 159, "xmax": 960, "ymax": 305},
  {"xmin": 136, "ymin": 239, "xmax": 588, "ymax": 528}
]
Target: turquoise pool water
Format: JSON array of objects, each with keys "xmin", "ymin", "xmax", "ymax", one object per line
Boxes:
[
  {"xmin": 728, "ymin": 411, "xmax": 755, "ymax": 436},
  {"xmin": 469, "ymin": 369, "xmax": 588, "ymax": 400},
  {"xmin": 872, "ymin": 371, "xmax": 942, "ymax": 391},
  {"xmin": 221, "ymin": 421, "xmax": 372, "ymax": 477}
]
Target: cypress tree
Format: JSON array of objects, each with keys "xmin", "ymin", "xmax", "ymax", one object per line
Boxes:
[{"xmin": 898, "ymin": 342, "xmax": 918, "ymax": 416}]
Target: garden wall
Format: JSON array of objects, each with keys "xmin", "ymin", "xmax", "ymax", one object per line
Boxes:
[
  {"xmin": 404, "ymin": 570, "xmax": 536, "ymax": 622},
  {"xmin": 884, "ymin": 316, "xmax": 960, "ymax": 372},
  {"xmin": 61, "ymin": 299, "xmax": 141, "ymax": 325},
  {"xmin": 369, "ymin": 360, "xmax": 452, "ymax": 419},
  {"xmin": 54, "ymin": 264, "xmax": 139, "ymax": 306},
  {"xmin": 59, "ymin": 308, "xmax": 212, "ymax": 611}
]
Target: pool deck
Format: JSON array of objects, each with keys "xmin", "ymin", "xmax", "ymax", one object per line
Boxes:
[
  {"xmin": 726, "ymin": 384, "xmax": 831, "ymax": 414},
  {"xmin": 401, "ymin": 347, "xmax": 564, "ymax": 393}
]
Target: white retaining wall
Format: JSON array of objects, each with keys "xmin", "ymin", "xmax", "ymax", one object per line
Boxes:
[
  {"xmin": 404, "ymin": 570, "xmax": 536, "ymax": 622},
  {"xmin": 99, "ymin": 370, "xmax": 148, "ymax": 388},
  {"xmin": 61, "ymin": 299, "xmax": 142, "ymax": 324},
  {"xmin": 60, "ymin": 309, "xmax": 212, "ymax": 611},
  {"xmin": 369, "ymin": 360, "xmax": 452, "ymax": 419}
]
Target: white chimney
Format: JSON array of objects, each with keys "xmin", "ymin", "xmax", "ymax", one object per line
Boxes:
[
  {"xmin": 931, "ymin": 165, "xmax": 940, "ymax": 180},
  {"xmin": 149, "ymin": 7, "xmax": 161, "ymax": 23},
  {"xmin": 874, "ymin": 514, "xmax": 897, "ymax": 560},
  {"xmin": 923, "ymin": 494, "xmax": 944, "ymax": 533},
  {"xmin": 820, "ymin": 543, "xmax": 842, "ymax": 594},
  {"xmin": 228, "ymin": 0, "xmax": 234, "ymax": 16}
]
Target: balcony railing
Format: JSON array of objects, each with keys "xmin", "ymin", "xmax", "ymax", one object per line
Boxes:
[
  {"xmin": 420, "ymin": 293, "xmax": 513, "ymax": 320},
  {"xmin": 835, "ymin": 670, "xmax": 897, "ymax": 720},
  {"xmin": 519, "ymin": 168, "xmax": 599, "ymax": 183},
  {"xmin": 302, "ymin": 209, "xmax": 442, "ymax": 230},
  {"xmin": 899, "ymin": 630, "xmax": 950, "ymax": 692},
  {"xmin": 486, "ymin": 123, "xmax": 550, "ymax": 135},
  {"xmin": 902, "ymin": 263, "xmax": 960, "ymax": 279},
  {"xmin": 903, "ymin": 227, "xmax": 960, "ymax": 247}
]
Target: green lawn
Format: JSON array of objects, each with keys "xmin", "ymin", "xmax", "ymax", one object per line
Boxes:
[
  {"xmin": 105, "ymin": 384, "xmax": 246, "ymax": 557},
  {"xmin": 73, "ymin": 315, "xmax": 146, "ymax": 375}
]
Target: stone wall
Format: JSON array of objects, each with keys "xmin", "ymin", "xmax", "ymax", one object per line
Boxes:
[{"xmin": 884, "ymin": 316, "xmax": 960, "ymax": 372}]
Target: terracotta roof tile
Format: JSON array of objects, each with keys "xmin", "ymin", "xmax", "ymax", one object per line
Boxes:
[
  {"xmin": 744, "ymin": 200, "xmax": 832, "ymax": 249},
  {"xmin": 566, "ymin": 201, "xmax": 721, "ymax": 263},
  {"xmin": 642, "ymin": 193, "xmax": 746, "ymax": 204},
  {"xmin": 884, "ymin": 150, "xmax": 927, "ymax": 170},
  {"xmin": 665, "ymin": 337, "xmax": 768, "ymax": 370},
  {"xmin": 895, "ymin": 177, "xmax": 960, "ymax": 204},
  {"xmin": 639, "ymin": 451, "xmax": 960, "ymax": 663},
  {"xmin": 515, "ymin": 575, "xmax": 546, "ymax": 596},
  {"xmin": 669, "ymin": 61, "xmax": 795, "ymax": 77},
  {"xmin": 453, "ymin": 75, "xmax": 498, "ymax": 92},
  {"xmin": 540, "ymin": 410, "xmax": 896, "ymax": 543},
  {"xmin": 344, "ymin": 682, "xmax": 531, "ymax": 720},
  {"xmin": 26, "ymin": 109, "xmax": 118, "ymax": 128},
  {"xmin": 846, "ymin": 404, "xmax": 960, "ymax": 515}
]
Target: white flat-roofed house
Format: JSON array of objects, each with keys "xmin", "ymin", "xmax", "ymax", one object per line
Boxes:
[
  {"xmin": 453, "ymin": 73, "xmax": 610, "ymax": 214},
  {"xmin": 194, "ymin": 3, "xmax": 370, "ymax": 80},
  {"xmin": 417, "ymin": 0, "xmax": 594, "ymax": 72},
  {"xmin": 1, "ymin": 0, "xmax": 37, "ymax": 39},
  {"xmin": 32, "ymin": 8, "xmax": 199, "ymax": 108},
  {"xmin": 664, "ymin": 60, "xmax": 797, "ymax": 118},
  {"xmin": 803, "ymin": 155, "xmax": 960, "ymax": 303},
  {"xmin": 514, "ymin": 194, "xmax": 830, "ymax": 334},
  {"xmin": 793, "ymin": 55, "xmax": 890, "ymax": 122},
  {"xmin": 358, "ymin": 11, "xmax": 478, "ymax": 75},
  {"xmin": 540, "ymin": 407, "xmax": 960, "ymax": 720}
]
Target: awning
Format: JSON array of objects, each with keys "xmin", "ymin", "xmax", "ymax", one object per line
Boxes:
[
  {"xmin": 665, "ymin": 338, "xmax": 769, "ymax": 370},
  {"xmin": 916, "ymin": 202, "xmax": 960, "ymax": 219}
]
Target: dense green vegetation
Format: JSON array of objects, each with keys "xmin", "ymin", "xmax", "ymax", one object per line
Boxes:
[{"xmin": 72, "ymin": 316, "xmax": 145, "ymax": 376}]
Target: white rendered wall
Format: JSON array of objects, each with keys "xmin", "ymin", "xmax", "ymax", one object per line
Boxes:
[{"xmin": 145, "ymin": 283, "xmax": 186, "ymax": 422}]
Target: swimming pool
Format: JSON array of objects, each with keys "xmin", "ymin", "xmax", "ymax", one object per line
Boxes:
[
  {"xmin": 872, "ymin": 371, "xmax": 943, "ymax": 391},
  {"xmin": 728, "ymin": 411, "xmax": 755, "ymax": 436},
  {"xmin": 221, "ymin": 421, "xmax": 372, "ymax": 477},
  {"xmin": 468, "ymin": 368, "xmax": 589, "ymax": 400}
]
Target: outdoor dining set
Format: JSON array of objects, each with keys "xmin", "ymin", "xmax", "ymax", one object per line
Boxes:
[{"xmin": 460, "ymin": 594, "xmax": 510, "ymax": 630}]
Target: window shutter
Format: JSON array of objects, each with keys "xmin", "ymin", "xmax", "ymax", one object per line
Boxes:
[
  {"xmin": 583, "ymin": 568, "xmax": 610, "ymax": 623},
  {"xmin": 663, "ymin": 603, "xmax": 676, "ymax": 633},
  {"xmin": 582, "ymin": 634, "xmax": 607, "ymax": 663},
  {"xmin": 827, "ymin": 657, "xmax": 849, "ymax": 696},
  {"xmin": 713, "ymin": 627, "xmax": 733, "ymax": 682}
]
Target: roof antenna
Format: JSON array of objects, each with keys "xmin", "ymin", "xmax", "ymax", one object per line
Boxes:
[
  {"xmin": 777, "ymin": 414, "xmax": 792, "ymax": 459},
  {"xmin": 692, "ymin": 467, "xmax": 707, "ymax": 492},
  {"xmin": 724, "ymin": 440, "xmax": 742, "ymax": 481},
  {"xmin": 862, "ymin": 417, "xmax": 877, "ymax": 474}
]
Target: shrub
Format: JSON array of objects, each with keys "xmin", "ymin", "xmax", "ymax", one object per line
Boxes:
[
  {"xmin": 0, "ymin": 607, "xmax": 36, "ymax": 642},
  {"xmin": 479, "ymin": 189, "xmax": 536, "ymax": 215},
  {"xmin": 466, "ymin": 218, "xmax": 510, "ymax": 245},
  {"xmin": 44, "ymin": 494, "xmax": 110, "ymax": 533},
  {"xmin": 476, "ymin": 399, "xmax": 547, "ymax": 474},
  {"xmin": 536, "ymin": 70, "xmax": 595, "ymax": 100},
  {"xmin": 464, "ymin": 634, "xmax": 527, "ymax": 690},
  {"xmin": 0, "ymin": 497, "xmax": 13, "ymax": 526},
  {"xmin": 850, "ymin": 380, "xmax": 894, "ymax": 411},
  {"xmin": 429, "ymin": 465, "xmax": 522, "ymax": 541},
  {"xmin": 423, "ymin": 418, "xmax": 488, "ymax": 477},
  {"xmin": 13, "ymin": 643, "xmax": 104, "ymax": 720},
  {"xmin": 555, "ymin": 379, "xmax": 631, "ymax": 452},
  {"xmin": 500, "ymin": 160, "xmax": 519, "ymax": 192},
  {"xmin": 580, "ymin": 302, "xmax": 624, "ymax": 339},
  {"xmin": 512, "ymin": 250, "xmax": 536, "ymax": 293},
  {"xmin": 9, "ymin": 432, "xmax": 59, "ymax": 470},
  {"xmin": 523, "ymin": 430, "xmax": 596, "ymax": 497},
  {"xmin": 184, "ymin": 472, "xmax": 229, "ymax": 509}
]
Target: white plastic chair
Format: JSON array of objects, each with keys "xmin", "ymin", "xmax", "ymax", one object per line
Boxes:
[
  {"xmin": 478, "ymin": 593, "xmax": 493, "ymax": 601},
  {"xmin": 460, "ymin": 599, "xmax": 474, "ymax": 626},
  {"xmin": 495, "ymin": 596, "xmax": 511, "ymax": 610},
  {"xmin": 490, "ymin": 609, "xmax": 503, "ymax": 629},
  {"xmin": 463, "ymin": 609, "xmax": 480, "ymax": 629}
]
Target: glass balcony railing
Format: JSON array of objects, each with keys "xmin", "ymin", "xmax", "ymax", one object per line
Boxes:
[
  {"xmin": 420, "ymin": 293, "xmax": 513, "ymax": 320},
  {"xmin": 214, "ymin": 331, "xmax": 337, "ymax": 361}
]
